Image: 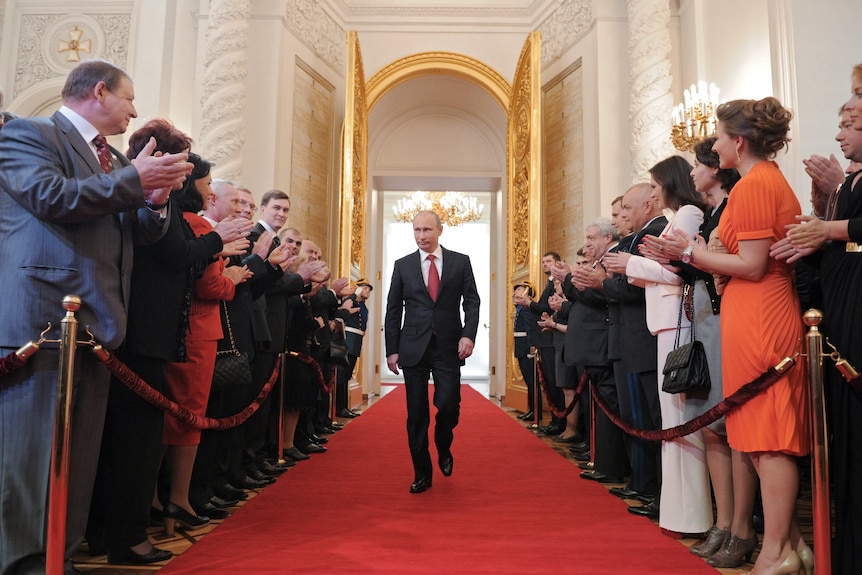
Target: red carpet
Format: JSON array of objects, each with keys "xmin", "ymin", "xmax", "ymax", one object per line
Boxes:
[{"xmin": 159, "ymin": 386, "xmax": 720, "ymax": 574}]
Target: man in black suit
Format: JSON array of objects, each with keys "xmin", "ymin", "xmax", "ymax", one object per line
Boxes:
[
  {"xmin": 560, "ymin": 218, "xmax": 627, "ymax": 484},
  {"xmin": 597, "ymin": 183, "xmax": 667, "ymax": 517},
  {"xmin": 385, "ymin": 210, "xmax": 480, "ymax": 493},
  {"xmin": 0, "ymin": 60, "xmax": 191, "ymax": 575},
  {"xmin": 240, "ymin": 191, "xmax": 327, "ymax": 482}
]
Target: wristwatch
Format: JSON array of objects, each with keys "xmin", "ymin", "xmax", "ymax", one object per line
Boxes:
[{"xmin": 680, "ymin": 245, "xmax": 695, "ymax": 264}]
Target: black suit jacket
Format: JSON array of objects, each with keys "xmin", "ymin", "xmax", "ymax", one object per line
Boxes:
[
  {"xmin": 562, "ymin": 283, "xmax": 610, "ymax": 368},
  {"xmin": 247, "ymin": 222, "xmax": 308, "ymax": 353},
  {"xmin": 384, "ymin": 247, "xmax": 480, "ymax": 367},
  {"xmin": 601, "ymin": 216, "xmax": 667, "ymax": 373},
  {"xmin": 527, "ymin": 279, "xmax": 556, "ymax": 348}
]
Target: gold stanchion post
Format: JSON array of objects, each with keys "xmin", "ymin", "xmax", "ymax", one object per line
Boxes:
[
  {"xmin": 47, "ymin": 295, "xmax": 82, "ymax": 575},
  {"xmin": 803, "ymin": 309, "xmax": 832, "ymax": 575},
  {"xmin": 276, "ymin": 352, "xmax": 287, "ymax": 465},
  {"xmin": 529, "ymin": 346, "xmax": 539, "ymax": 429}
]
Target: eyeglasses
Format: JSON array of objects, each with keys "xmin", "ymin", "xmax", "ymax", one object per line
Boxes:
[{"xmin": 239, "ymin": 200, "xmax": 257, "ymax": 212}]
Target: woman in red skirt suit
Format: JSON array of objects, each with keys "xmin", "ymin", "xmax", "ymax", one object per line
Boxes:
[{"xmin": 157, "ymin": 154, "xmax": 250, "ymax": 533}]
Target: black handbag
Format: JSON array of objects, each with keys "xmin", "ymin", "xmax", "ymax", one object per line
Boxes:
[
  {"xmin": 211, "ymin": 301, "xmax": 253, "ymax": 390},
  {"xmin": 662, "ymin": 284, "xmax": 711, "ymax": 395},
  {"xmin": 327, "ymin": 318, "xmax": 351, "ymax": 368}
]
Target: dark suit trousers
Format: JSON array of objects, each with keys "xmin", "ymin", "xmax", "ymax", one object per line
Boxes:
[
  {"xmin": 0, "ymin": 348, "xmax": 110, "ymax": 571},
  {"xmin": 241, "ymin": 349, "xmax": 279, "ymax": 472},
  {"xmin": 586, "ymin": 366, "xmax": 627, "ymax": 479},
  {"xmin": 403, "ymin": 336, "xmax": 461, "ymax": 480},
  {"xmin": 88, "ymin": 353, "xmax": 166, "ymax": 550},
  {"xmin": 537, "ymin": 346, "xmax": 564, "ymax": 421},
  {"xmin": 614, "ymin": 366, "xmax": 661, "ymax": 496},
  {"xmin": 516, "ymin": 355, "xmax": 539, "ymax": 414},
  {"xmin": 335, "ymin": 354, "xmax": 358, "ymax": 411}
]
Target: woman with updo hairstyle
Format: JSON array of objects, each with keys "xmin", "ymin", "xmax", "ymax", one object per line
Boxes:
[{"xmin": 661, "ymin": 98, "xmax": 811, "ymax": 575}]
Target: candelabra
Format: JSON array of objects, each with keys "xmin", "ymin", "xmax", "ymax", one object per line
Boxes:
[
  {"xmin": 671, "ymin": 81, "xmax": 720, "ymax": 152},
  {"xmin": 392, "ymin": 191, "xmax": 484, "ymax": 227}
]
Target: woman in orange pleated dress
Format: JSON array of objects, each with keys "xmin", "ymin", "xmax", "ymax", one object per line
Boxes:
[{"xmin": 662, "ymin": 97, "xmax": 811, "ymax": 575}]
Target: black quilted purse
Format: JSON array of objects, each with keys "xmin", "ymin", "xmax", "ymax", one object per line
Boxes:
[
  {"xmin": 211, "ymin": 301, "xmax": 253, "ymax": 390},
  {"xmin": 662, "ymin": 284, "xmax": 711, "ymax": 395}
]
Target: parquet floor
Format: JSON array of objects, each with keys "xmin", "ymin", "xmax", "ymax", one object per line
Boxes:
[{"xmin": 70, "ymin": 386, "xmax": 815, "ymax": 574}]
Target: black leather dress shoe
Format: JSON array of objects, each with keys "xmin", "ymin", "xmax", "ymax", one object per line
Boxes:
[
  {"xmin": 283, "ymin": 446, "xmax": 310, "ymax": 461},
  {"xmin": 627, "ymin": 501, "xmax": 659, "ymax": 519},
  {"xmin": 108, "ymin": 545, "xmax": 173, "ymax": 565},
  {"xmin": 215, "ymin": 484, "xmax": 249, "ymax": 500},
  {"xmin": 248, "ymin": 469, "xmax": 276, "ymax": 484},
  {"xmin": 579, "ymin": 470, "xmax": 624, "ymax": 484},
  {"xmin": 193, "ymin": 502, "xmax": 230, "ymax": 520},
  {"xmin": 310, "ymin": 433, "xmax": 329, "ymax": 444},
  {"xmin": 576, "ymin": 461, "xmax": 594, "ymax": 470},
  {"xmin": 337, "ymin": 408, "xmax": 358, "ymax": 418},
  {"xmin": 297, "ymin": 442, "xmax": 327, "ymax": 454},
  {"xmin": 571, "ymin": 451, "xmax": 591, "ymax": 462},
  {"xmin": 608, "ymin": 487, "xmax": 642, "ymax": 500},
  {"xmin": 568, "ymin": 442, "xmax": 590, "ymax": 453},
  {"xmin": 635, "ymin": 493, "xmax": 656, "ymax": 505},
  {"xmin": 409, "ymin": 477, "xmax": 432, "ymax": 493},
  {"xmin": 232, "ymin": 475, "xmax": 270, "ymax": 490},
  {"xmin": 517, "ymin": 410, "xmax": 534, "ymax": 420},
  {"xmin": 553, "ymin": 434, "xmax": 583, "ymax": 444},
  {"xmin": 209, "ymin": 495, "xmax": 238, "ymax": 508},
  {"xmin": 439, "ymin": 455, "xmax": 453, "ymax": 477},
  {"xmin": 260, "ymin": 460, "xmax": 292, "ymax": 474}
]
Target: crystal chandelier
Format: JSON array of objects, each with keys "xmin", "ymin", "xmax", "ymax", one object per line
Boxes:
[
  {"xmin": 671, "ymin": 81, "xmax": 720, "ymax": 152},
  {"xmin": 392, "ymin": 191, "xmax": 484, "ymax": 227}
]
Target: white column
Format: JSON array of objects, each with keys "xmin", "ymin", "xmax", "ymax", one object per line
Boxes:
[
  {"xmin": 627, "ymin": 0, "xmax": 675, "ymax": 182},
  {"xmin": 199, "ymin": 0, "xmax": 251, "ymax": 181}
]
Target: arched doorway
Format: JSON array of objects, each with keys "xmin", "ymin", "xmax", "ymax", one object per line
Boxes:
[{"xmin": 339, "ymin": 34, "xmax": 543, "ymax": 412}]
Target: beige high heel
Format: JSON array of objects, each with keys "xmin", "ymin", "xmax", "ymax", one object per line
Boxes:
[
  {"xmin": 770, "ymin": 550, "xmax": 802, "ymax": 575},
  {"xmin": 796, "ymin": 542, "xmax": 813, "ymax": 575}
]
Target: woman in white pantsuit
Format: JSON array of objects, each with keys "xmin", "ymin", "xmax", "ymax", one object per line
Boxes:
[{"xmin": 603, "ymin": 155, "xmax": 712, "ymax": 536}]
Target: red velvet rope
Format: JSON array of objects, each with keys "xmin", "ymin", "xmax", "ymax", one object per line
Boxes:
[
  {"xmin": 589, "ymin": 361, "xmax": 794, "ymax": 442},
  {"xmin": 286, "ymin": 351, "xmax": 334, "ymax": 393},
  {"xmin": 97, "ymin": 350, "xmax": 281, "ymax": 430},
  {"xmin": 534, "ymin": 354, "xmax": 587, "ymax": 418},
  {"xmin": 0, "ymin": 350, "xmax": 28, "ymax": 377}
]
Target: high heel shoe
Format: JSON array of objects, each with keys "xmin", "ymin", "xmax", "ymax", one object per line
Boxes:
[
  {"xmin": 690, "ymin": 525, "xmax": 730, "ymax": 557},
  {"xmin": 771, "ymin": 550, "xmax": 802, "ymax": 575},
  {"xmin": 162, "ymin": 502, "xmax": 209, "ymax": 536},
  {"xmin": 706, "ymin": 532, "xmax": 758, "ymax": 568},
  {"xmin": 796, "ymin": 543, "xmax": 813, "ymax": 575}
]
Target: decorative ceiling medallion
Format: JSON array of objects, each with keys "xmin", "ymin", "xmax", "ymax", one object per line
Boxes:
[{"xmin": 42, "ymin": 15, "xmax": 105, "ymax": 73}]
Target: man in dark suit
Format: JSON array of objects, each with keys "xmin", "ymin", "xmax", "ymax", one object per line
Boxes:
[
  {"xmin": 0, "ymin": 60, "xmax": 192, "ymax": 575},
  {"xmin": 561, "ymin": 219, "xmax": 627, "ymax": 484},
  {"xmin": 385, "ymin": 210, "xmax": 480, "ymax": 494},
  {"xmin": 599, "ymin": 183, "xmax": 668, "ymax": 518}
]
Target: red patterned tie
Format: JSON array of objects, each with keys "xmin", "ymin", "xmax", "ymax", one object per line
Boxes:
[
  {"xmin": 93, "ymin": 135, "xmax": 113, "ymax": 173},
  {"xmin": 427, "ymin": 254, "xmax": 439, "ymax": 301}
]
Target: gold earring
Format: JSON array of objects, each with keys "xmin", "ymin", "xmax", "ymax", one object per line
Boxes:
[{"xmin": 736, "ymin": 148, "xmax": 742, "ymax": 163}]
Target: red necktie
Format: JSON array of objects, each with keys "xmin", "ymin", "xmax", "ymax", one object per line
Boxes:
[
  {"xmin": 93, "ymin": 135, "xmax": 113, "ymax": 173},
  {"xmin": 427, "ymin": 254, "xmax": 439, "ymax": 301}
]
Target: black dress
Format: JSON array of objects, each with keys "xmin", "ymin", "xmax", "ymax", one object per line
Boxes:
[{"xmin": 819, "ymin": 171, "xmax": 862, "ymax": 575}]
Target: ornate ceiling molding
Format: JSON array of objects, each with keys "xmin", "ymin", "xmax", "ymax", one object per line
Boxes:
[
  {"xmin": 285, "ymin": 0, "xmax": 346, "ymax": 73},
  {"xmin": 14, "ymin": 12, "xmax": 130, "ymax": 99},
  {"xmin": 538, "ymin": 0, "xmax": 593, "ymax": 67}
]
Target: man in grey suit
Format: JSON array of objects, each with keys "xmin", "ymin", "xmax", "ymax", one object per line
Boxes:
[
  {"xmin": 385, "ymin": 210, "xmax": 480, "ymax": 494},
  {"xmin": 0, "ymin": 60, "xmax": 192, "ymax": 575}
]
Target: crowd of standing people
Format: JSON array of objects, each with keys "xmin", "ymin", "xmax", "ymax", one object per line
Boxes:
[{"xmin": 0, "ymin": 60, "xmax": 369, "ymax": 575}]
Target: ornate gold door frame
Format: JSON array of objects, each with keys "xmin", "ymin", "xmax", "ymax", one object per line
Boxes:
[
  {"xmin": 339, "ymin": 34, "xmax": 542, "ymax": 407},
  {"xmin": 505, "ymin": 31, "xmax": 543, "ymax": 411}
]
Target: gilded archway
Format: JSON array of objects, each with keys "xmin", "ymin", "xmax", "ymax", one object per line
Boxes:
[{"xmin": 340, "ymin": 39, "xmax": 541, "ymax": 409}]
